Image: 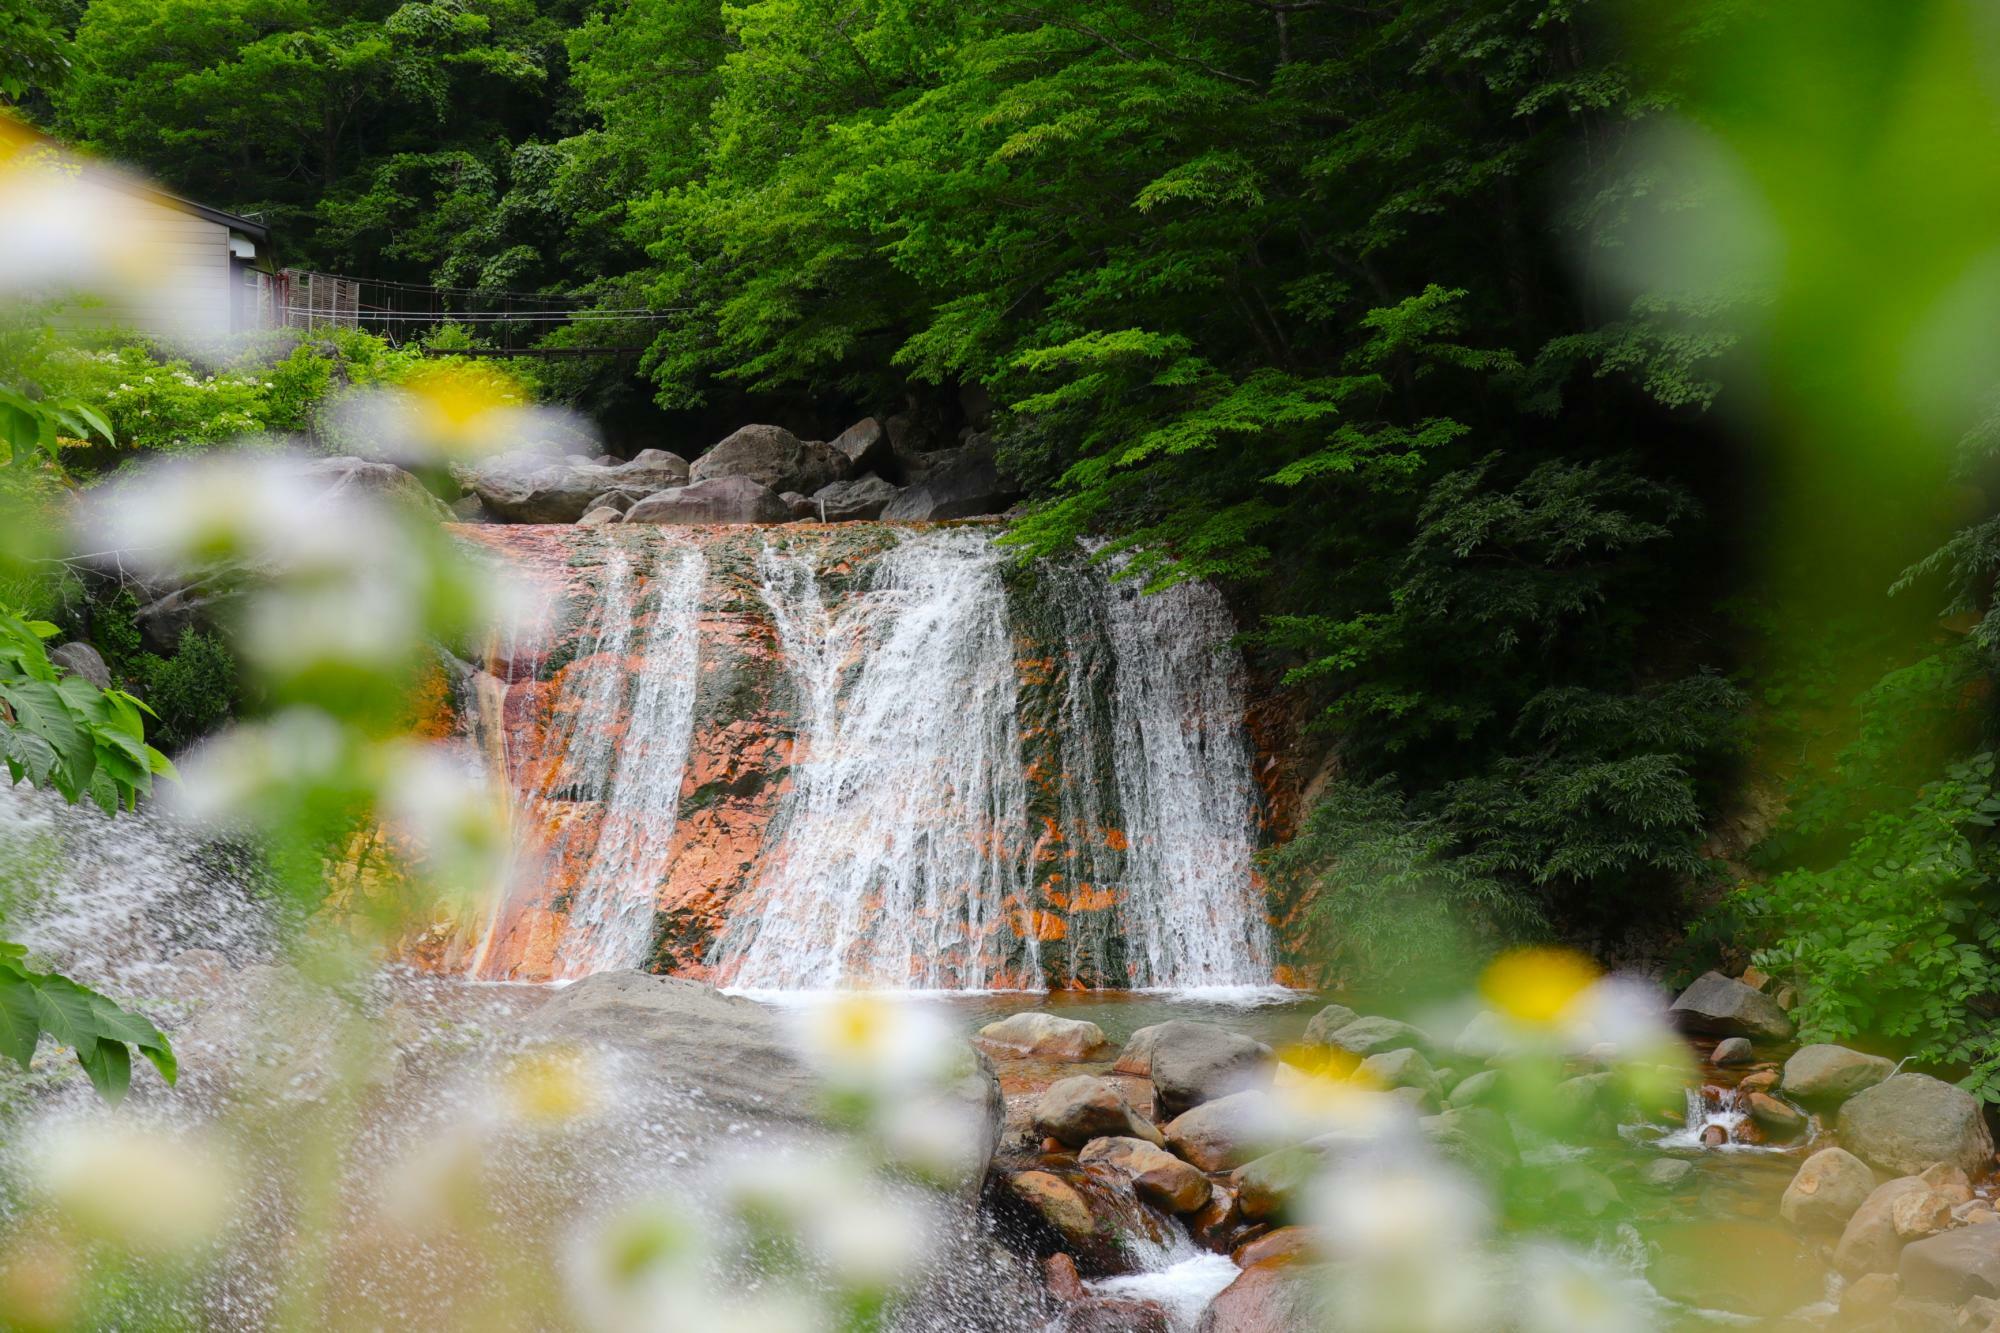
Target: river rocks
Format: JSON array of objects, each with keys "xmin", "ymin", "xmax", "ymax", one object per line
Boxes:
[
  {"xmin": 1900, "ymin": 1227, "xmax": 2000, "ymax": 1303},
  {"xmin": 1196, "ymin": 1257, "xmax": 1324, "ymax": 1333},
  {"xmin": 688, "ymin": 424, "xmax": 847, "ymax": 495},
  {"xmin": 304, "ymin": 454, "xmax": 453, "ymax": 520},
  {"xmin": 1358, "ymin": 1047, "xmax": 1441, "ymax": 1106},
  {"xmin": 1078, "ymin": 1137, "xmax": 1210, "ymax": 1213},
  {"xmin": 1420, "ymin": 1106, "xmax": 1518, "ymax": 1181},
  {"xmin": 623, "ymin": 475, "xmax": 791, "ymax": 525},
  {"xmin": 1712, "ymin": 1037, "xmax": 1755, "ymax": 1066},
  {"xmin": 1782, "ymin": 1148, "xmax": 1877, "ymax": 1232},
  {"xmin": 1147, "ymin": 1021, "xmax": 1274, "ymax": 1118},
  {"xmin": 1837, "ymin": 1176, "xmax": 1932, "ymax": 1276},
  {"xmin": 811, "ymin": 475, "xmax": 901, "ymax": 521},
  {"xmin": 1747, "ymin": 1091, "xmax": 1807, "ymax": 1139},
  {"xmin": 1668, "ymin": 971, "xmax": 1796, "ymax": 1042},
  {"xmin": 1057, "ymin": 1297, "xmax": 1170, "ymax": 1333},
  {"xmin": 1891, "ymin": 1188, "xmax": 1955, "ymax": 1240},
  {"xmin": 977, "ymin": 1013, "xmax": 1113, "ymax": 1062},
  {"xmin": 1164, "ymin": 1091, "xmax": 1276, "ymax": 1173},
  {"xmin": 48, "ymin": 641, "xmax": 111, "ymax": 688},
  {"xmin": 584, "ymin": 488, "xmax": 643, "ymax": 515},
  {"xmin": 1301, "ymin": 1004, "xmax": 1358, "ymax": 1047},
  {"xmin": 1640, "ymin": 1157, "xmax": 1696, "ymax": 1190},
  {"xmin": 1780, "ymin": 1043, "xmax": 1896, "ymax": 1104},
  {"xmin": 1112, "ymin": 1025, "xmax": 1167, "ymax": 1077},
  {"xmin": 1837, "ymin": 1074, "xmax": 1994, "ymax": 1178},
  {"xmin": 1004, "ymin": 1170, "xmax": 1122, "ymax": 1272},
  {"xmin": 1230, "ymin": 1145, "xmax": 1322, "ymax": 1221},
  {"xmin": 455, "ymin": 448, "xmax": 687, "ymax": 523},
  {"xmin": 1035, "ymin": 1077, "xmax": 1164, "ymax": 1149},
  {"xmin": 1316, "ymin": 1015, "xmax": 1434, "ymax": 1059},
  {"xmin": 830, "ymin": 417, "xmax": 903, "ymax": 480},
  {"xmin": 883, "ymin": 437, "xmax": 1018, "ymax": 521},
  {"xmin": 1446, "ymin": 1068, "xmax": 1502, "ymax": 1108},
  {"xmin": 577, "ymin": 505, "xmax": 622, "ymax": 526}
]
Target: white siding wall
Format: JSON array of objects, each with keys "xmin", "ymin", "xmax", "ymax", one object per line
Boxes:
[{"xmin": 58, "ymin": 179, "xmax": 237, "ymax": 340}]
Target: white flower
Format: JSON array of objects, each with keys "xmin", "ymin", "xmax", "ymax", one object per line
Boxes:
[
  {"xmin": 784, "ymin": 994, "xmax": 965, "ymax": 1099},
  {"xmin": 376, "ymin": 739, "xmax": 510, "ymax": 910},
  {"xmin": 1513, "ymin": 1243, "xmax": 1655, "ymax": 1333},
  {"xmin": 170, "ymin": 708, "xmax": 350, "ymax": 827},
  {"xmin": 1311, "ymin": 1155, "xmax": 1491, "ymax": 1264},
  {"xmin": 31, "ymin": 1118, "xmax": 235, "ymax": 1255}
]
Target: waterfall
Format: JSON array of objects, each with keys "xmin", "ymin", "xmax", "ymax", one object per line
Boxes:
[
  {"xmin": 548, "ymin": 541, "xmax": 706, "ymax": 977},
  {"xmin": 1095, "ymin": 563, "xmax": 1271, "ymax": 988},
  {"xmin": 711, "ymin": 528, "xmax": 1037, "ymax": 990}
]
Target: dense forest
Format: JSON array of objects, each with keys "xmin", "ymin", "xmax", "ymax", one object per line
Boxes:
[{"xmin": 6, "ymin": 0, "xmax": 1998, "ymax": 1088}]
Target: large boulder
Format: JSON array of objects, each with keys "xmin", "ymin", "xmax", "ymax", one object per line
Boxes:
[
  {"xmin": 49, "ymin": 641, "xmax": 111, "ymax": 688},
  {"xmin": 1229, "ymin": 1145, "xmax": 1323, "ymax": 1222},
  {"xmin": 1001, "ymin": 1170, "xmax": 1125, "ymax": 1274},
  {"xmin": 1035, "ymin": 1076, "xmax": 1163, "ymax": 1149},
  {"xmin": 1078, "ymin": 1136, "xmax": 1210, "ymax": 1213},
  {"xmin": 1301, "ymin": 1005, "xmax": 1358, "ymax": 1047},
  {"xmin": 623, "ymin": 476, "xmax": 791, "ymax": 525},
  {"xmin": 1781, "ymin": 1148, "xmax": 1878, "ymax": 1233},
  {"xmin": 1112, "ymin": 1025, "xmax": 1168, "ymax": 1077},
  {"xmin": 1836, "ymin": 1074, "xmax": 1994, "ymax": 1178},
  {"xmin": 303, "ymin": 454, "xmax": 452, "ymax": 520},
  {"xmin": 452, "ymin": 454, "xmax": 581, "ymax": 523},
  {"xmin": 829, "ymin": 417, "xmax": 904, "ymax": 481},
  {"xmin": 1781, "ymin": 1044, "xmax": 1896, "ymax": 1104},
  {"xmin": 1146, "ymin": 1021, "xmax": 1273, "ymax": 1118},
  {"xmin": 1836, "ymin": 1176, "xmax": 1931, "ymax": 1277},
  {"xmin": 1667, "ymin": 971, "xmax": 1795, "ymax": 1042},
  {"xmin": 1357, "ymin": 1048, "xmax": 1442, "ymax": 1106},
  {"xmin": 1900, "ymin": 1227, "xmax": 2000, "ymax": 1304},
  {"xmin": 524, "ymin": 972, "xmax": 1000, "ymax": 1185},
  {"xmin": 1318, "ymin": 1015, "xmax": 1435, "ymax": 1059},
  {"xmin": 882, "ymin": 437, "xmax": 1018, "ymax": 521},
  {"xmin": 1196, "ymin": 1258, "xmax": 1325, "ymax": 1333},
  {"xmin": 1163, "ymin": 1091, "xmax": 1276, "ymax": 1173},
  {"xmin": 976, "ymin": 1012, "xmax": 1114, "ymax": 1062},
  {"xmin": 688, "ymin": 425, "xmax": 846, "ymax": 495},
  {"xmin": 810, "ymin": 475, "xmax": 902, "ymax": 521}
]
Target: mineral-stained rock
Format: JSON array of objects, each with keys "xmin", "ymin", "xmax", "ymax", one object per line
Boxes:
[
  {"xmin": 1035, "ymin": 1077, "xmax": 1163, "ymax": 1149},
  {"xmin": 1780, "ymin": 1043, "xmax": 1896, "ymax": 1104},
  {"xmin": 1195, "ymin": 1258, "xmax": 1324, "ymax": 1333},
  {"xmin": 1899, "ymin": 1226, "xmax": 2000, "ymax": 1304},
  {"xmin": 1836, "ymin": 1176, "xmax": 1930, "ymax": 1277},
  {"xmin": 1005, "ymin": 1171, "xmax": 1116, "ymax": 1269},
  {"xmin": 1078, "ymin": 1136, "xmax": 1209, "ymax": 1213},
  {"xmin": 688, "ymin": 424, "xmax": 847, "ymax": 495},
  {"xmin": 1781, "ymin": 1148, "xmax": 1877, "ymax": 1233},
  {"xmin": 1746, "ymin": 1091, "xmax": 1806, "ymax": 1139},
  {"xmin": 1045, "ymin": 1252, "xmax": 1085, "ymax": 1302},
  {"xmin": 1231, "ymin": 1227, "xmax": 1317, "ymax": 1270},
  {"xmin": 977, "ymin": 1013, "xmax": 1114, "ymax": 1062},
  {"xmin": 1712, "ymin": 1037, "xmax": 1755, "ymax": 1066},
  {"xmin": 1668, "ymin": 971, "xmax": 1796, "ymax": 1042},
  {"xmin": 1112, "ymin": 1025, "xmax": 1168, "ymax": 1077},
  {"xmin": 1890, "ymin": 1188, "xmax": 1953, "ymax": 1240},
  {"xmin": 623, "ymin": 475, "xmax": 791, "ymax": 525},
  {"xmin": 1837, "ymin": 1074, "xmax": 1995, "ymax": 1178},
  {"xmin": 1187, "ymin": 1184, "xmax": 1242, "ymax": 1253},
  {"xmin": 1059, "ymin": 1296, "xmax": 1170, "ymax": 1333},
  {"xmin": 1147, "ymin": 1021, "xmax": 1274, "ymax": 1118},
  {"xmin": 1919, "ymin": 1161, "xmax": 1973, "ymax": 1204},
  {"xmin": 1164, "ymin": 1091, "xmax": 1278, "ymax": 1173}
]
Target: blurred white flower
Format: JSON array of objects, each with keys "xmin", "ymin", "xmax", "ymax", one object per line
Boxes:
[
  {"xmin": 496, "ymin": 1045, "xmax": 605, "ymax": 1130},
  {"xmin": 0, "ymin": 143, "xmax": 155, "ymax": 299},
  {"xmin": 870, "ymin": 1093, "xmax": 988, "ymax": 1186},
  {"xmin": 331, "ymin": 362, "xmax": 593, "ymax": 467},
  {"xmin": 170, "ymin": 708, "xmax": 350, "ymax": 826},
  {"xmin": 236, "ymin": 568, "xmax": 424, "ymax": 677},
  {"xmin": 796, "ymin": 1183, "xmax": 935, "ymax": 1291},
  {"xmin": 31, "ymin": 1118, "xmax": 235, "ymax": 1255},
  {"xmin": 1513, "ymin": 1243, "xmax": 1655, "ymax": 1333},
  {"xmin": 1558, "ymin": 976, "xmax": 1675, "ymax": 1061},
  {"xmin": 377, "ymin": 739, "xmax": 510, "ymax": 913},
  {"xmin": 1311, "ymin": 1155, "xmax": 1491, "ymax": 1264},
  {"xmin": 785, "ymin": 994, "xmax": 965, "ymax": 1099}
]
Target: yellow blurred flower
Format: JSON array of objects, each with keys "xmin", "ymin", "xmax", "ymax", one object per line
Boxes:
[
  {"xmin": 33, "ymin": 1119, "xmax": 234, "ymax": 1256},
  {"xmin": 398, "ymin": 363, "xmax": 527, "ymax": 451},
  {"xmin": 1479, "ymin": 948, "xmax": 1600, "ymax": 1026},
  {"xmin": 501, "ymin": 1046, "xmax": 601, "ymax": 1127}
]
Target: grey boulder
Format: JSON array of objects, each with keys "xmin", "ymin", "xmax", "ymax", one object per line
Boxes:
[
  {"xmin": 1162, "ymin": 1090, "xmax": 1277, "ymax": 1173},
  {"xmin": 811, "ymin": 475, "xmax": 902, "ymax": 521},
  {"xmin": 1319, "ymin": 1015, "xmax": 1434, "ymax": 1058},
  {"xmin": 1146, "ymin": 1021, "xmax": 1273, "ymax": 1118},
  {"xmin": 1900, "ymin": 1227, "xmax": 2000, "ymax": 1304},
  {"xmin": 688, "ymin": 425, "xmax": 847, "ymax": 495},
  {"xmin": 1033, "ymin": 1075, "xmax": 1162, "ymax": 1148},
  {"xmin": 624, "ymin": 476, "xmax": 791, "ymax": 525},
  {"xmin": 455, "ymin": 448, "xmax": 688, "ymax": 523},
  {"xmin": 1836, "ymin": 1073, "xmax": 1994, "ymax": 1178},
  {"xmin": 829, "ymin": 416, "xmax": 904, "ymax": 480},
  {"xmin": 1781, "ymin": 1043, "xmax": 1896, "ymax": 1104},
  {"xmin": 1302, "ymin": 1004, "xmax": 1359, "ymax": 1046},
  {"xmin": 883, "ymin": 437, "xmax": 1018, "ymax": 521},
  {"xmin": 1668, "ymin": 971, "xmax": 1795, "ymax": 1042},
  {"xmin": 49, "ymin": 641, "xmax": 111, "ymax": 688},
  {"xmin": 1781, "ymin": 1147, "xmax": 1877, "ymax": 1233},
  {"xmin": 303, "ymin": 454, "xmax": 451, "ymax": 520}
]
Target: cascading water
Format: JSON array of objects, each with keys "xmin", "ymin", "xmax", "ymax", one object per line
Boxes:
[
  {"xmin": 548, "ymin": 541, "xmax": 706, "ymax": 977},
  {"xmin": 711, "ymin": 528, "xmax": 1038, "ymax": 990}
]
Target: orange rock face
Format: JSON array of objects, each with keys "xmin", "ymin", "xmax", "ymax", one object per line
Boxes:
[{"xmin": 412, "ymin": 522, "xmax": 1304, "ymax": 987}]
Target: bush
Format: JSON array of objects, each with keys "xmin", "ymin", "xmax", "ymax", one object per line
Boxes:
[{"xmin": 133, "ymin": 628, "xmax": 238, "ymax": 750}]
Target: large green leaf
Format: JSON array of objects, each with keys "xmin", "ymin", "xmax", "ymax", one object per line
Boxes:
[{"xmin": 0, "ymin": 958, "xmax": 177, "ymax": 1103}]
